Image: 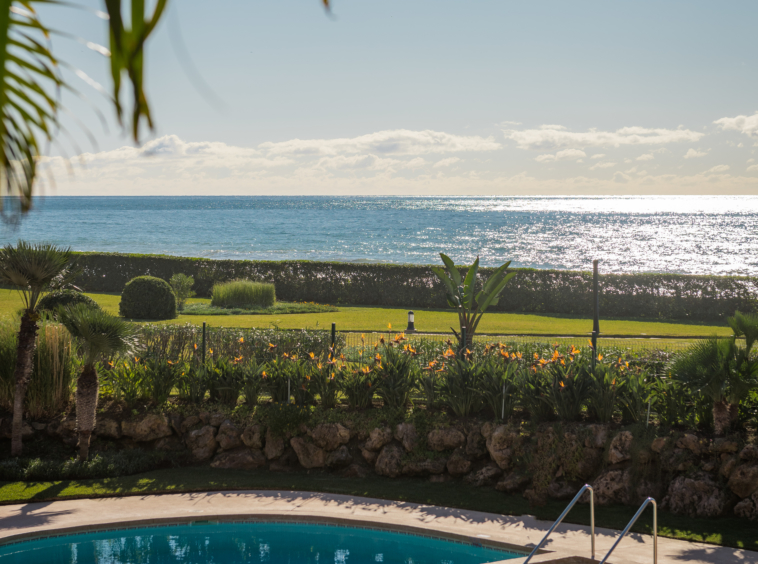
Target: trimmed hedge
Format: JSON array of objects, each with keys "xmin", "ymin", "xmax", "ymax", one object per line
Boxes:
[
  {"xmin": 74, "ymin": 252, "xmax": 757, "ymax": 322},
  {"xmin": 119, "ymin": 276, "xmax": 177, "ymax": 320},
  {"xmin": 38, "ymin": 290, "xmax": 99, "ymax": 314}
]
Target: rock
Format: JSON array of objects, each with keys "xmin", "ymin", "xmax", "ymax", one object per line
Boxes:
[
  {"xmin": 480, "ymin": 421, "xmax": 495, "ymax": 440},
  {"xmin": 464, "ymin": 464, "xmax": 502, "ymax": 487},
  {"xmin": 466, "ymin": 427, "xmax": 488, "ymax": 458},
  {"xmin": 375, "ymin": 444, "xmax": 404, "ymax": 477},
  {"xmin": 241, "ymin": 425, "xmax": 264, "ymax": 449},
  {"xmin": 95, "ymin": 418, "xmax": 121, "ymax": 439},
  {"xmin": 576, "ymin": 448, "xmax": 604, "ymax": 480},
  {"xmin": 121, "ymin": 414, "xmax": 172, "ymax": 442},
  {"xmin": 428, "ymin": 428, "xmax": 466, "ymax": 452},
  {"xmin": 290, "ymin": 437, "xmax": 326, "ymax": 469},
  {"xmin": 727, "ymin": 464, "xmax": 758, "ymax": 498},
  {"xmin": 548, "ymin": 481, "xmax": 577, "ymax": 500},
  {"xmin": 592, "ymin": 470, "xmax": 632, "ymax": 505},
  {"xmin": 584, "ymin": 424, "xmax": 609, "ymax": 449},
  {"xmin": 733, "ymin": 493, "xmax": 758, "ymax": 521},
  {"xmin": 186, "ymin": 425, "xmax": 218, "ymax": 460},
  {"xmin": 209, "ymin": 413, "xmax": 226, "ymax": 427},
  {"xmin": 740, "ymin": 444, "xmax": 758, "ymax": 461},
  {"xmin": 710, "ymin": 439, "xmax": 740, "ymax": 455},
  {"xmin": 608, "ymin": 431, "xmax": 633, "ymax": 464},
  {"xmin": 702, "ymin": 459, "xmax": 718, "ymax": 473},
  {"xmin": 269, "ymin": 448, "xmax": 299, "ymax": 471},
  {"xmin": 651, "ymin": 437, "xmax": 669, "ymax": 453},
  {"xmin": 720, "ymin": 455, "xmax": 738, "ymax": 479},
  {"xmin": 308, "ymin": 423, "xmax": 350, "ymax": 451},
  {"xmin": 211, "ymin": 447, "xmax": 266, "ymax": 470},
  {"xmin": 264, "ymin": 428, "xmax": 286, "ymax": 460},
  {"xmin": 676, "ymin": 434, "xmax": 702, "ymax": 455},
  {"xmin": 46, "ymin": 417, "xmax": 77, "ymax": 444},
  {"xmin": 361, "ymin": 447, "xmax": 378, "ymax": 466},
  {"xmin": 403, "ymin": 457, "xmax": 447, "ymax": 476},
  {"xmin": 446, "ymin": 448, "xmax": 473, "ymax": 477},
  {"xmin": 341, "ymin": 464, "xmax": 369, "ymax": 478},
  {"xmin": 486, "ymin": 425, "xmax": 519, "ymax": 470},
  {"xmin": 181, "ymin": 415, "xmax": 201, "ymax": 433},
  {"xmin": 326, "ymin": 445, "xmax": 353, "ymax": 469},
  {"xmin": 394, "ymin": 423, "xmax": 418, "ymax": 452},
  {"xmin": 168, "ymin": 412, "xmax": 183, "ymax": 436},
  {"xmin": 31, "ymin": 422, "xmax": 46, "ymax": 431},
  {"xmin": 217, "ymin": 420, "xmax": 242, "ymax": 450},
  {"xmin": 198, "ymin": 412, "xmax": 210, "ymax": 424},
  {"xmin": 496, "ymin": 473, "xmax": 531, "ymax": 493},
  {"xmin": 365, "ymin": 427, "xmax": 393, "ymax": 451},
  {"xmin": 663, "ymin": 474, "xmax": 728, "ymax": 517},
  {"xmin": 155, "ymin": 437, "xmax": 185, "ymax": 451}
]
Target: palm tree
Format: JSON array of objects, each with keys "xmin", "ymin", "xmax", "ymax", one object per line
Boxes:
[
  {"xmin": 669, "ymin": 311, "xmax": 758, "ymax": 435},
  {"xmin": 59, "ymin": 303, "xmax": 135, "ymax": 461},
  {"xmin": 0, "ymin": 241, "xmax": 76, "ymax": 455}
]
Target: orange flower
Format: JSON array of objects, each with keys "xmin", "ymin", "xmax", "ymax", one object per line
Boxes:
[
  {"xmin": 309, "ymin": 352, "xmax": 315, "ymax": 360},
  {"xmin": 598, "ymin": 353, "xmax": 604, "ymax": 361},
  {"xmin": 268, "ymin": 343, "xmax": 277, "ymax": 350},
  {"xmin": 239, "ymin": 337, "xmax": 244, "ymax": 343}
]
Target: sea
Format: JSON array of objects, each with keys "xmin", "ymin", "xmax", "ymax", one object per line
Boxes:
[{"xmin": 2, "ymin": 195, "xmax": 757, "ymax": 276}]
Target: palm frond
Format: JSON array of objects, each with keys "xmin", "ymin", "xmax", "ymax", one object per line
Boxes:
[
  {"xmin": 58, "ymin": 302, "xmax": 135, "ymax": 362},
  {"xmin": 0, "ymin": 240, "xmax": 74, "ymax": 310}
]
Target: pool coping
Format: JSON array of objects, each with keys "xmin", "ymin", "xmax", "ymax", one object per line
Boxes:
[{"xmin": 0, "ymin": 490, "xmax": 754, "ymax": 564}]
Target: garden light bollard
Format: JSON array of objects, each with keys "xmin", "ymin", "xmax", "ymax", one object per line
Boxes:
[{"xmin": 406, "ymin": 311, "xmax": 416, "ymax": 333}]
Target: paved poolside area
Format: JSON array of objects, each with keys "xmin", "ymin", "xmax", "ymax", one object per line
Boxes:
[{"xmin": 0, "ymin": 491, "xmax": 754, "ymax": 564}]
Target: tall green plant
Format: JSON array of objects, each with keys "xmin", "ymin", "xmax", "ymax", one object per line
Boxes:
[
  {"xmin": 431, "ymin": 253, "xmax": 516, "ymax": 347},
  {"xmin": 0, "ymin": 242, "xmax": 76, "ymax": 455},
  {"xmin": 169, "ymin": 273, "xmax": 195, "ymax": 311},
  {"xmin": 374, "ymin": 343, "xmax": 418, "ymax": 410},
  {"xmin": 59, "ymin": 304, "xmax": 135, "ymax": 461}
]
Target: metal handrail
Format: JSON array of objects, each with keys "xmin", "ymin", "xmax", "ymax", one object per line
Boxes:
[
  {"xmin": 599, "ymin": 497, "xmax": 657, "ymax": 564},
  {"xmin": 523, "ymin": 484, "xmax": 595, "ymax": 564}
]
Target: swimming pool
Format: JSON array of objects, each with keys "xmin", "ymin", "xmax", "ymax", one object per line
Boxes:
[{"xmin": 0, "ymin": 521, "xmax": 525, "ymax": 563}]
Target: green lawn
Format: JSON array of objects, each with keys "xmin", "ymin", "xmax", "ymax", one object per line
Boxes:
[
  {"xmin": 0, "ymin": 288, "xmax": 731, "ymax": 337},
  {"xmin": 0, "ymin": 466, "xmax": 754, "ymax": 550}
]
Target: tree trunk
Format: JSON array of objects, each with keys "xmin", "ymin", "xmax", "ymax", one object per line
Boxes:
[
  {"xmin": 713, "ymin": 399, "xmax": 730, "ymax": 436},
  {"xmin": 728, "ymin": 402, "xmax": 740, "ymax": 428},
  {"xmin": 11, "ymin": 311, "xmax": 39, "ymax": 456},
  {"xmin": 76, "ymin": 363, "xmax": 99, "ymax": 462}
]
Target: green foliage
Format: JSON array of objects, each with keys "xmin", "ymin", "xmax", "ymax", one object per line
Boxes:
[
  {"xmin": 207, "ymin": 357, "xmax": 246, "ymax": 407},
  {"xmin": 541, "ymin": 361, "xmax": 591, "ymax": 422},
  {"xmin": 650, "ymin": 376, "xmax": 692, "ymax": 428},
  {"xmin": 0, "ymin": 320, "xmax": 77, "ymax": 418},
  {"xmin": 119, "ymin": 276, "xmax": 177, "ymax": 320},
  {"xmin": 169, "ymin": 273, "xmax": 196, "ymax": 311},
  {"xmin": 260, "ymin": 402, "xmax": 311, "ymax": 437},
  {"xmin": 440, "ymin": 359, "xmax": 484, "ymax": 417},
  {"xmin": 69, "ymin": 252, "xmax": 758, "ymax": 321},
  {"xmin": 101, "ymin": 358, "xmax": 144, "ymax": 406},
  {"xmin": 59, "ymin": 304, "xmax": 135, "ymax": 364},
  {"xmin": 181, "ymin": 302, "xmax": 338, "ymax": 316},
  {"xmin": 211, "ymin": 279, "xmax": 275, "ymax": 309},
  {"xmin": 340, "ymin": 369, "xmax": 376, "ymax": 409},
  {"xmin": 308, "ymin": 361, "xmax": 342, "ymax": 409},
  {"xmin": 38, "ymin": 290, "xmax": 99, "ymax": 316},
  {"xmin": 586, "ymin": 364, "xmax": 624, "ymax": 423},
  {"xmin": 374, "ymin": 343, "xmax": 419, "ymax": 409},
  {"xmin": 479, "ymin": 358, "xmax": 519, "ymax": 421},
  {"xmin": 431, "ymin": 253, "xmax": 516, "ymax": 345},
  {"xmin": 0, "ymin": 449, "xmax": 172, "ymax": 482},
  {"xmin": 141, "ymin": 358, "xmax": 180, "ymax": 406},
  {"xmin": 177, "ymin": 362, "xmax": 209, "ymax": 404}
]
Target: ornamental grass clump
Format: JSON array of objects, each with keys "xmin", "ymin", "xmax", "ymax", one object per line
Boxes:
[{"xmin": 211, "ymin": 280, "xmax": 275, "ymax": 309}]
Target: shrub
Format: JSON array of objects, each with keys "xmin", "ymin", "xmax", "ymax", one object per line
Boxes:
[
  {"xmin": 479, "ymin": 358, "xmax": 519, "ymax": 421},
  {"xmin": 440, "ymin": 359, "xmax": 484, "ymax": 417},
  {"xmin": 374, "ymin": 344, "xmax": 418, "ymax": 409},
  {"xmin": 340, "ymin": 369, "xmax": 376, "ymax": 409},
  {"xmin": 119, "ymin": 276, "xmax": 176, "ymax": 320},
  {"xmin": 169, "ymin": 273, "xmax": 195, "ymax": 311},
  {"xmin": 211, "ymin": 279, "xmax": 275, "ymax": 309},
  {"xmin": 37, "ymin": 289, "xmax": 99, "ymax": 315}
]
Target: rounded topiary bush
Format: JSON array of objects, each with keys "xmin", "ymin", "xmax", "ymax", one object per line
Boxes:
[
  {"xmin": 119, "ymin": 276, "xmax": 177, "ymax": 320},
  {"xmin": 38, "ymin": 290, "xmax": 100, "ymax": 314}
]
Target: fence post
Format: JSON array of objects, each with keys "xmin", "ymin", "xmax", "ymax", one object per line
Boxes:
[
  {"xmin": 591, "ymin": 260, "xmax": 600, "ymax": 370},
  {"xmin": 331, "ymin": 322, "xmax": 336, "ymax": 349},
  {"xmin": 202, "ymin": 322, "xmax": 206, "ymax": 364}
]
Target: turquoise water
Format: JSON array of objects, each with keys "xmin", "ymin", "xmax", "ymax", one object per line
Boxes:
[
  {"xmin": 0, "ymin": 522, "xmax": 523, "ymax": 563},
  {"xmin": 3, "ymin": 195, "xmax": 757, "ymax": 275}
]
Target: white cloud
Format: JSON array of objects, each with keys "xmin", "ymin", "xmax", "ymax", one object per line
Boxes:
[
  {"xmin": 748, "ymin": 158, "xmax": 755, "ymax": 164},
  {"xmin": 590, "ymin": 154, "xmax": 605, "ymax": 159},
  {"xmin": 261, "ymin": 129, "xmax": 500, "ymax": 156},
  {"xmin": 684, "ymin": 148, "xmax": 708, "ymax": 159},
  {"xmin": 433, "ymin": 157, "xmax": 461, "ymax": 168},
  {"xmin": 636, "ymin": 154, "xmax": 654, "ymax": 161},
  {"xmin": 534, "ymin": 149, "xmax": 586, "ymax": 162},
  {"xmin": 714, "ymin": 112, "xmax": 758, "ymax": 138},
  {"xmin": 503, "ymin": 125, "xmax": 704, "ymax": 150},
  {"xmin": 748, "ymin": 164, "xmax": 758, "ymax": 172},
  {"xmin": 706, "ymin": 165, "xmax": 730, "ymax": 174},
  {"xmin": 589, "ymin": 161, "xmax": 616, "ymax": 170}
]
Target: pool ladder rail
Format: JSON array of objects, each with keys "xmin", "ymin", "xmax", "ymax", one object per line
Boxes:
[{"xmin": 522, "ymin": 485, "xmax": 658, "ymax": 564}]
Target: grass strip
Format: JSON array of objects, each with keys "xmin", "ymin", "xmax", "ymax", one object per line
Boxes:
[
  {"xmin": 182, "ymin": 302, "xmax": 338, "ymax": 316},
  {"xmin": 0, "ymin": 467, "xmax": 754, "ymax": 551}
]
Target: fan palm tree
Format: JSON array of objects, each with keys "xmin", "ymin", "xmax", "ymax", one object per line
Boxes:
[
  {"xmin": 59, "ymin": 303, "xmax": 135, "ymax": 461},
  {"xmin": 0, "ymin": 241, "xmax": 76, "ymax": 455},
  {"xmin": 669, "ymin": 311, "xmax": 758, "ymax": 435}
]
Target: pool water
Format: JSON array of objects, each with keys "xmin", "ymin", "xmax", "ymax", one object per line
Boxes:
[{"xmin": 0, "ymin": 522, "xmax": 524, "ymax": 564}]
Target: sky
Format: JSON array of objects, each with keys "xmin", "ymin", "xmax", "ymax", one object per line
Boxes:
[{"xmin": 38, "ymin": 0, "xmax": 758, "ymax": 196}]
